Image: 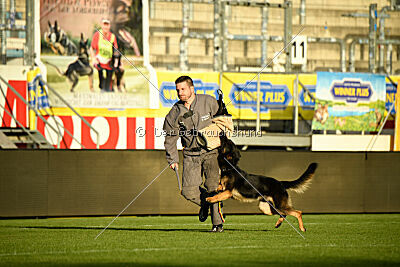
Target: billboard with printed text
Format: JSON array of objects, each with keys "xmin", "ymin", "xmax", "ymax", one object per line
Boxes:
[{"xmin": 312, "ymin": 72, "xmax": 386, "ymax": 131}]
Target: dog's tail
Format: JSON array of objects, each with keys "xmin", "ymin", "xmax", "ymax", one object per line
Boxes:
[
  {"xmin": 281, "ymin": 163, "xmax": 318, "ymax": 194},
  {"xmin": 43, "ymin": 60, "xmax": 65, "ymax": 76}
]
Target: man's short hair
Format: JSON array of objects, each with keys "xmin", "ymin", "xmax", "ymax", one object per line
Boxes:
[{"xmin": 175, "ymin": 76, "xmax": 193, "ymax": 87}]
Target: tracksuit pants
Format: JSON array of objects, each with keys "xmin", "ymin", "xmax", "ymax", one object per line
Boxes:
[{"xmin": 181, "ymin": 150, "xmax": 224, "ymax": 226}]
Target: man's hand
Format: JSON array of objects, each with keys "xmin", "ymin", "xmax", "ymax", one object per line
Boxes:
[
  {"xmin": 93, "ymin": 57, "xmax": 99, "ymax": 66},
  {"xmin": 170, "ymin": 162, "xmax": 178, "ymax": 170}
]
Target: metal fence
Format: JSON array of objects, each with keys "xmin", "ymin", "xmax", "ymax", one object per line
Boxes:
[
  {"xmin": 149, "ymin": 0, "xmax": 400, "ymax": 74},
  {"xmin": 0, "ymin": 0, "xmax": 34, "ymax": 65}
]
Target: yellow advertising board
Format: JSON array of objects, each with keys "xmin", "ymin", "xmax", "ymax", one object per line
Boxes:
[
  {"xmin": 157, "ymin": 71, "xmax": 220, "ymax": 113},
  {"xmin": 47, "ymin": 72, "xmax": 397, "ymax": 123},
  {"xmin": 221, "ymin": 73, "xmax": 294, "ymax": 120},
  {"xmin": 385, "ymin": 76, "xmax": 400, "ymax": 116},
  {"xmin": 298, "ymin": 74, "xmax": 317, "ymax": 120}
]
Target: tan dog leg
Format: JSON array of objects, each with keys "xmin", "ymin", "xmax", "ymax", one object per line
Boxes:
[
  {"xmin": 88, "ymin": 74, "xmax": 94, "ymax": 92},
  {"xmin": 275, "ymin": 217, "xmax": 284, "ymax": 228},
  {"xmin": 286, "ymin": 209, "xmax": 306, "ymax": 232},
  {"xmin": 206, "ymin": 190, "xmax": 232, "ymax": 203},
  {"xmin": 258, "ymin": 201, "xmax": 273, "ymax": 215}
]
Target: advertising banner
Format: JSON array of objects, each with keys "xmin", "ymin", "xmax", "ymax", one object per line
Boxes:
[
  {"xmin": 37, "ymin": 115, "xmax": 169, "ymax": 149},
  {"xmin": 39, "ymin": 0, "xmax": 155, "ymax": 109},
  {"xmin": 158, "ymin": 72, "xmax": 308, "ymax": 120},
  {"xmin": 298, "ymin": 74, "xmax": 317, "ymax": 120},
  {"xmin": 4, "ymin": 69, "xmax": 400, "ymax": 149},
  {"xmin": 27, "ymin": 68, "xmax": 50, "ymax": 112},
  {"xmin": 221, "ymin": 73, "xmax": 296, "ymax": 120},
  {"xmin": 158, "ymin": 71, "xmax": 219, "ymax": 112},
  {"xmin": 386, "ymin": 76, "xmax": 399, "ymax": 115},
  {"xmin": 312, "ymin": 72, "xmax": 386, "ymax": 131}
]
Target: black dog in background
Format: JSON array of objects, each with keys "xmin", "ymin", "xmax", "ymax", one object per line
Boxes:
[
  {"xmin": 45, "ymin": 34, "xmax": 94, "ymax": 92},
  {"xmin": 44, "ymin": 20, "xmax": 77, "ymax": 56},
  {"xmin": 111, "ymin": 53, "xmax": 126, "ymax": 92},
  {"xmin": 206, "ymin": 135, "xmax": 318, "ymax": 232}
]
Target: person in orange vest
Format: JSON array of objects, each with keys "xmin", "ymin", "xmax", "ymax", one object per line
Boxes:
[{"xmin": 90, "ymin": 18, "xmax": 119, "ymax": 92}]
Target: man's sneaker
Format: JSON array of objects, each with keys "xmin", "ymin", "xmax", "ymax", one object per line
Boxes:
[
  {"xmin": 210, "ymin": 224, "xmax": 224, "ymax": 233},
  {"xmin": 199, "ymin": 200, "xmax": 209, "ymax": 222}
]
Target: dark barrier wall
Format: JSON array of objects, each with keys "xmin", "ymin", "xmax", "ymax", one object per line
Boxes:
[{"xmin": 0, "ymin": 150, "xmax": 399, "ymax": 217}]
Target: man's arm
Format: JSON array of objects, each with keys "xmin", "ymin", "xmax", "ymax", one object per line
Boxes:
[
  {"xmin": 90, "ymin": 32, "xmax": 99, "ymax": 66},
  {"xmin": 163, "ymin": 114, "xmax": 180, "ymax": 168}
]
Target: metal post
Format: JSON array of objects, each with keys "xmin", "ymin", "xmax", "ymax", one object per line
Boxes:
[
  {"xmin": 0, "ymin": 0, "xmax": 6, "ymax": 64},
  {"xmin": 213, "ymin": 0, "xmax": 222, "ymax": 72},
  {"xmin": 179, "ymin": 0, "xmax": 190, "ymax": 71},
  {"xmin": 299, "ymin": 0, "xmax": 306, "ymax": 25},
  {"xmin": 261, "ymin": 5, "xmax": 268, "ymax": 67},
  {"xmin": 350, "ymin": 38, "xmax": 400, "ymax": 73},
  {"xmin": 188, "ymin": 1, "xmax": 193, "ymax": 20},
  {"xmin": 221, "ymin": 0, "xmax": 228, "ymax": 71},
  {"xmin": 256, "ymin": 73, "xmax": 261, "ymax": 133},
  {"xmin": 294, "ymin": 74, "xmax": 299, "ymax": 135},
  {"xmin": 378, "ymin": 7, "xmax": 388, "ymax": 73},
  {"xmin": 149, "ymin": 0, "xmax": 155, "ymax": 19},
  {"xmin": 398, "ymin": 45, "xmax": 400, "ymax": 61},
  {"xmin": 395, "ymin": 80, "xmax": 400, "ymax": 151},
  {"xmin": 307, "ymin": 37, "xmax": 346, "ymax": 72},
  {"xmin": 339, "ymin": 39, "xmax": 346, "ymax": 72},
  {"xmin": 284, "ymin": 1, "xmax": 292, "ymax": 72},
  {"xmin": 349, "ymin": 38, "xmax": 366, "ymax": 73},
  {"xmin": 387, "ymin": 44, "xmax": 392, "ymax": 74},
  {"xmin": 9, "ymin": 0, "xmax": 15, "ymax": 27},
  {"xmin": 25, "ymin": 0, "xmax": 35, "ymax": 66},
  {"xmin": 369, "ymin": 4, "xmax": 377, "ymax": 73},
  {"xmin": 34, "ymin": 74, "xmax": 38, "ymax": 130}
]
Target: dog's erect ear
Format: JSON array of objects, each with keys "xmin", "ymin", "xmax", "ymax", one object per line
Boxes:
[
  {"xmin": 48, "ymin": 21, "xmax": 52, "ymax": 28},
  {"xmin": 55, "ymin": 20, "xmax": 60, "ymax": 31},
  {"xmin": 81, "ymin": 33, "xmax": 84, "ymax": 40}
]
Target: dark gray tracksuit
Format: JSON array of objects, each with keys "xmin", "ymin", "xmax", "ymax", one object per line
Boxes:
[{"xmin": 163, "ymin": 94, "xmax": 224, "ymax": 226}]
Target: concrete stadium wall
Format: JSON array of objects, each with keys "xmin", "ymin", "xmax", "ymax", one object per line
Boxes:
[{"xmin": 0, "ymin": 150, "xmax": 399, "ymax": 217}]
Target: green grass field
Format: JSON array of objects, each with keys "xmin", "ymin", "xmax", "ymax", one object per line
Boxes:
[{"xmin": 1, "ymin": 214, "xmax": 399, "ymax": 266}]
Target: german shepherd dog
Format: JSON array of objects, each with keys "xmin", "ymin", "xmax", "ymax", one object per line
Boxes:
[
  {"xmin": 111, "ymin": 53, "xmax": 126, "ymax": 92},
  {"xmin": 44, "ymin": 21, "xmax": 77, "ymax": 56},
  {"xmin": 46, "ymin": 34, "xmax": 94, "ymax": 92},
  {"xmin": 206, "ymin": 135, "xmax": 318, "ymax": 232}
]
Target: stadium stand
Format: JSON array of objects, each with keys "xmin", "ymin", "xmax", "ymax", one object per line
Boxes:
[{"xmin": 149, "ymin": 0, "xmax": 400, "ymax": 73}]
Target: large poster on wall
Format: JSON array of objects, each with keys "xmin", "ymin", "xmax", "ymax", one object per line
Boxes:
[
  {"xmin": 39, "ymin": 0, "xmax": 154, "ymax": 109},
  {"xmin": 312, "ymin": 72, "xmax": 386, "ymax": 131}
]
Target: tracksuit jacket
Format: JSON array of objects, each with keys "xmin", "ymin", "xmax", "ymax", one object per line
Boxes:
[{"xmin": 163, "ymin": 94, "xmax": 219, "ymax": 165}]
